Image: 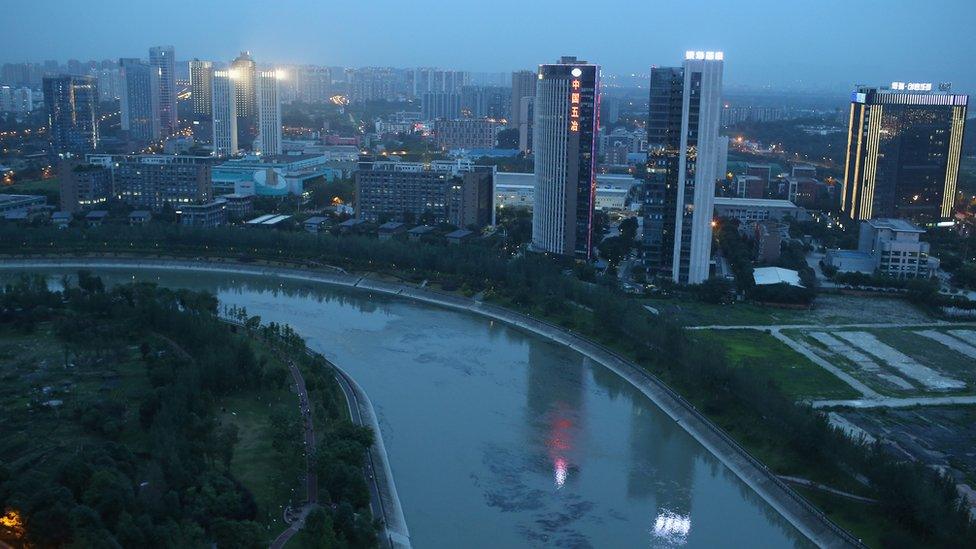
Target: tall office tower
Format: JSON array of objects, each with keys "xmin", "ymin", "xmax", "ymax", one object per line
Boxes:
[
  {"xmin": 189, "ymin": 59, "xmax": 214, "ymax": 143},
  {"xmin": 230, "ymin": 52, "xmax": 257, "ymax": 118},
  {"xmin": 149, "ymin": 46, "xmax": 178, "ymax": 136},
  {"xmin": 231, "ymin": 52, "xmax": 258, "ymax": 147},
  {"xmin": 211, "ymin": 70, "xmax": 238, "ymax": 157},
  {"xmin": 421, "ymin": 91, "xmax": 461, "ymax": 120},
  {"xmin": 518, "ymin": 96, "xmax": 534, "ymax": 153},
  {"xmin": 42, "ymin": 75, "xmax": 99, "ymax": 155},
  {"xmin": 510, "ymin": 70, "xmax": 537, "ymax": 128},
  {"xmin": 296, "ymin": 65, "xmax": 331, "ymax": 103},
  {"xmin": 119, "ymin": 58, "xmax": 161, "ymax": 145},
  {"xmin": 841, "ymin": 83, "xmax": 968, "ymax": 223},
  {"xmin": 531, "ymin": 56, "xmax": 600, "ymax": 259},
  {"xmin": 256, "ymin": 71, "xmax": 282, "ymax": 155},
  {"xmin": 642, "ymin": 51, "xmax": 724, "ymax": 284}
]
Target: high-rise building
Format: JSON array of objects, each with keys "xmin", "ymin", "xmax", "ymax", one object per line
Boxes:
[
  {"xmin": 149, "ymin": 46, "xmax": 178, "ymax": 136},
  {"xmin": 212, "ymin": 70, "xmax": 238, "ymax": 157},
  {"xmin": 421, "ymin": 91, "xmax": 461, "ymax": 120},
  {"xmin": 841, "ymin": 83, "xmax": 968, "ymax": 223},
  {"xmin": 510, "ymin": 70, "xmax": 537, "ymax": 129},
  {"xmin": 42, "ymin": 75, "xmax": 99, "ymax": 155},
  {"xmin": 231, "ymin": 52, "xmax": 258, "ymax": 147},
  {"xmin": 642, "ymin": 51, "xmax": 724, "ymax": 284},
  {"xmin": 190, "ymin": 59, "xmax": 213, "ymax": 116},
  {"xmin": 518, "ymin": 96, "xmax": 534, "ymax": 154},
  {"xmin": 256, "ymin": 70, "xmax": 282, "ymax": 156},
  {"xmin": 119, "ymin": 58, "xmax": 161, "ymax": 145},
  {"xmin": 531, "ymin": 56, "xmax": 600, "ymax": 259},
  {"xmin": 189, "ymin": 59, "xmax": 214, "ymax": 144},
  {"xmin": 433, "ymin": 118, "xmax": 502, "ymax": 150},
  {"xmin": 231, "ymin": 52, "xmax": 257, "ymax": 118}
]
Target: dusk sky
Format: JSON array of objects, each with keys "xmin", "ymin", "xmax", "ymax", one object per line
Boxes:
[{"xmin": 7, "ymin": 0, "xmax": 976, "ymax": 93}]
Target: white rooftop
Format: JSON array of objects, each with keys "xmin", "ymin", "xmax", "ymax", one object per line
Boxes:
[
  {"xmin": 714, "ymin": 197, "xmax": 798, "ymax": 209},
  {"xmin": 753, "ymin": 267, "xmax": 803, "ymax": 287}
]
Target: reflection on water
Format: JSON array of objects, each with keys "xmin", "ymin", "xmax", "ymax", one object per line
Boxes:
[
  {"xmin": 654, "ymin": 509, "xmax": 693, "ymax": 545},
  {"xmin": 1, "ymin": 267, "xmax": 813, "ymax": 548}
]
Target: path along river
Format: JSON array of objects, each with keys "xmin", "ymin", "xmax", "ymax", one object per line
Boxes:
[{"xmin": 5, "ymin": 266, "xmax": 812, "ymax": 548}]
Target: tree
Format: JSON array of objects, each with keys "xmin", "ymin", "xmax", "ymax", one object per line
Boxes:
[{"xmin": 495, "ymin": 128, "xmax": 518, "ymax": 149}]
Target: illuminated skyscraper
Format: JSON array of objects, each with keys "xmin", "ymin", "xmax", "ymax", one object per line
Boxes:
[
  {"xmin": 531, "ymin": 56, "xmax": 600, "ymax": 259},
  {"xmin": 231, "ymin": 52, "xmax": 257, "ymax": 147},
  {"xmin": 119, "ymin": 58, "xmax": 161, "ymax": 145},
  {"xmin": 642, "ymin": 51, "xmax": 724, "ymax": 284},
  {"xmin": 256, "ymin": 70, "xmax": 282, "ymax": 155},
  {"xmin": 149, "ymin": 46, "xmax": 178, "ymax": 136},
  {"xmin": 841, "ymin": 83, "xmax": 968, "ymax": 223},
  {"xmin": 189, "ymin": 59, "xmax": 213, "ymax": 143},
  {"xmin": 211, "ymin": 70, "xmax": 238, "ymax": 157},
  {"xmin": 42, "ymin": 75, "xmax": 99, "ymax": 155}
]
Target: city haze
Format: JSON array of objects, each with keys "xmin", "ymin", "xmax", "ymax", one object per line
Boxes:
[{"xmin": 6, "ymin": 0, "xmax": 976, "ymax": 92}]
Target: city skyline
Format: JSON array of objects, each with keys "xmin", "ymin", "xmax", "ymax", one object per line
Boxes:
[{"xmin": 6, "ymin": 0, "xmax": 976, "ymax": 94}]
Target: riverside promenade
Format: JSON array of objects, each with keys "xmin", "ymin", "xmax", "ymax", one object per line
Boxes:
[{"xmin": 0, "ymin": 257, "xmax": 863, "ymax": 548}]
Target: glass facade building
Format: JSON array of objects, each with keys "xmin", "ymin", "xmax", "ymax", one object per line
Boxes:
[
  {"xmin": 531, "ymin": 56, "xmax": 600, "ymax": 260},
  {"xmin": 42, "ymin": 75, "xmax": 99, "ymax": 155},
  {"xmin": 842, "ymin": 85, "xmax": 968, "ymax": 223}
]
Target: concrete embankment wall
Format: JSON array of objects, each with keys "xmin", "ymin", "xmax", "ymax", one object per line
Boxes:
[{"xmin": 0, "ymin": 258, "xmax": 861, "ymax": 548}]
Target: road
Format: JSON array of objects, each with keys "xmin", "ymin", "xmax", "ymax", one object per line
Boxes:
[{"xmin": 811, "ymin": 395, "xmax": 976, "ymax": 409}]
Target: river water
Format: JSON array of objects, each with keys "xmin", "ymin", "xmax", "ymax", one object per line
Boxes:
[{"xmin": 6, "ymin": 267, "xmax": 810, "ymax": 548}]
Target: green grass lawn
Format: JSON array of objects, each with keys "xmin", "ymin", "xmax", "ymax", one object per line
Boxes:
[
  {"xmin": 219, "ymin": 390, "xmax": 301, "ymax": 543},
  {"xmin": 0, "ymin": 177, "xmax": 59, "ymax": 194},
  {"xmin": 697, "ymin": 329, "xmax": 859, "ymax": 400},
  {"xmin": 642, "ymin": 297, "xmax": 809, "ymax": 326}
]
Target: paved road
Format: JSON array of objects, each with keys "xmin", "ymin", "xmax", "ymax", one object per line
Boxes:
[
  {"xmin": 811, "ymin": 395, "xmax": 976, "ymax": 409},
  {"xmin": 688, "ymin": 322, "xmax": 976, "ymax": 331},
  {"xmin": 332, "ymin": 364, "xmax": 386, "ymax": 537}
]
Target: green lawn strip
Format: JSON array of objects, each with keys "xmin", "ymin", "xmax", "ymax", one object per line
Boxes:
[
  {"xmin": 641, "ymin": 297, "xmax": 808, "ymax": 326},
  {"xmin": 867, "ymin": 328, "xmax": 976, "ymax": 388},
  {"xmin": 219, "ymin": 339, "xmax": 304, "ymax": 544},
  {"xmin": 791, "ymin": 486, "xmax": 890, "ymax": 548},
  {"xmin": 0, "ymin": 178, "xmax": 60, "ymax": 194},
  {"xmin": 781, "ymin": 329, "xmax": 923, "ymax": 397},
  {"xmin": 697, "ymin": 329, "xmax": 859, "ymax": 400}
]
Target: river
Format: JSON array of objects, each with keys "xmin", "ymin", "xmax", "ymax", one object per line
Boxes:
[{"xmin": 4, "ymin": 266, "xmax": 811, "ymax": 548}]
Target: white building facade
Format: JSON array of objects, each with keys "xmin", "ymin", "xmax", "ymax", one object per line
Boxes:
[
  {"xmin": 256, "ymin": 70, "xmax": 283, "ymax": 156},
  {"xmin": 211, "ymin": 70, "xmax": 238, "ymax": 157}
]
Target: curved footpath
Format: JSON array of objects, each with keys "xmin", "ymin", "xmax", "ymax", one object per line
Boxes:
[{"xmin": 0, "ymin": 257, "xmax": 861, "ymax": 548}]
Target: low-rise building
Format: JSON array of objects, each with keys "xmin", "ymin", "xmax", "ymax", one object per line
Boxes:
[
  {"xmin": 825, "ymin": 218, "xmax": 938, "ymax": 278},
  {"xmin": 129, "ymin": 210, "xmax": 152, "ymax": 225},
  {"xmin": 713, "ymin": 197, "xmax": 805, "ymax": 224},
  {"xmin": 86, "ymin": 154, "xmax": 213, "ymax": 212},
  {"xmin": 85, "ymin": 210, "xmax": 109, "ymax": 227},
  {"xmin": 493, "ymin": 172, "xmax": 638, "ymax": 212},
  {"xmin": 446, "ymin": 228, "xmax": 475, "ymax": 245},
  {"xmin": 734, "ymin": 175, "xmax": 765, "ymax": 199},
  {"xmin": 52, "ymin": 211, "xmax": 72, "ymax": 229},
  {"xmin": 60, "ymin": 161, "xmax": 112, "ymax": 213},
  {"xmin": 220, "ymin": 193, "xmax": 254, "ymax": 219},
  {"xmin": 377, "ymin": 221, "xmax": 407, "ymax": 240},
  {"xmin": 177, "ymin": 199, "xmax": 227, "ymax": 228},
  {"xmin": 407, "ymin": 224, "xmax": 436, "ymax": 242},
  {"xmin": 0, "ymin": 194, "xmax": 45, "ymax": 215},
  {"xmin": 244, "ymin": 214, "xmax": 292, "ymax": 229},
  {"xmin": 356, "ymin": 160, "xmax": 494, "ymax": 228},
  {"xmin": 303, "ymin": 216, "xmax": 329, "ymax": 233},
  {"xmin": 212, "ymin": 154, "xmax": 333, "ymax": 197}
]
